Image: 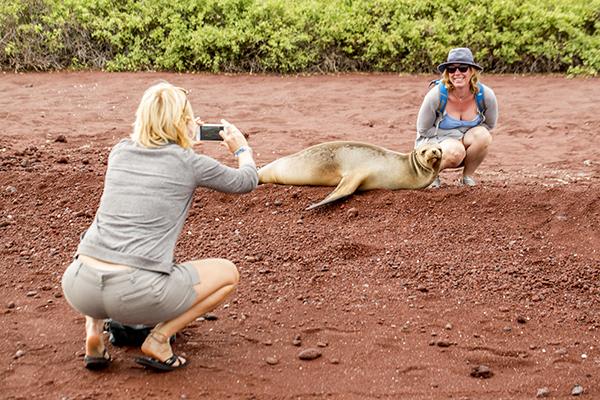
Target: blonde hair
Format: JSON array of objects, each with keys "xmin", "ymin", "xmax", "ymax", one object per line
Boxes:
[
  {"xmin": 132, "ymin": 81, "xmax": 195, "ymax": 148},
  {"xmin": 441, "ymin": 68, "xmax": 481, "ymax": 94}
]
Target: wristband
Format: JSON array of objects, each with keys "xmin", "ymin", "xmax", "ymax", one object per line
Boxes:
[{"xmin": 234, "ymin": 146, "xmax": 251, "ymax": 158}]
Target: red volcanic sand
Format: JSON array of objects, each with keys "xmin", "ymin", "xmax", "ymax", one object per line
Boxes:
[{"xmin": 1, "ymin": 72, "xmax": 599, "ymax": 399}]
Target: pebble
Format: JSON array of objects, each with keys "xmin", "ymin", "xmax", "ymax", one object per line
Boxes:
[
  {"xmin": 7, "ymin": 301, "xmax": 15, "ymax": 309},
  {"xmin": 536, "ymin": 387, "xmax": 550, "ymax": 398},
  {"xmin": 56, "ymin": 157, "xmax": 69, "ymax": 164},
  {"xmin": 445, "ymin": 323, "xmax": 453, "ymax": 330},
  {"xmin": 555, "ymin": 348, "xmax": 567, "ymax": 356},
  {"xmin": 55, "ymin": 135, "xmax": 67, "ymax": 143},
  {"xmin": 5, "ymin": 186, "xmax": 17, "ymax": 194},
  {"xmin": 470, "ymin": 365, "xmax": 493, "ymax": 379},
  {"xmin": 26, "ymin": 291, "xmax": 38, "ymax": 297},
  {"xmin": 265, "ymin": 357, "xmax": 278, "ymax": 365},
  {"xmin": 571, "ymin": 385, "xmax": 584, "ymax": 396},
  {"xmin": 298, "ymin": 348, "xmax": 322, "ymax": 360},
  {"xmin": 14, "ymin": 349, "xmax": 25, "ymax": 359},
  {"xmin": 292, "ymin": 335, "xmax": 302, "ymax": 346},
  {"xmin": 516, "ymin": 316, "xmax": 527, "ymax": 324},
  {"xmin": 347, "ymin": 208, "xmax": 358, "ymax": 218},
  {"xmin": 273, "ymin": 199, "xmax": 282, "ymax": 206},
  {"xmin": 316, "ymin": 341, "xmax": 328, "ymax": 348},
  {"xmin": 330, "ymin": 358, "xmax": 340, "ymax": 364},
  {"xmin": 203, "ymin": 313, "xmax": 218, "ymax": 321}
]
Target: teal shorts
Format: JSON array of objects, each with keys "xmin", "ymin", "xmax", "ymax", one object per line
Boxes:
[{"xmin": 61, "ymin": 257, "xmax": 200, "ymax": 326}]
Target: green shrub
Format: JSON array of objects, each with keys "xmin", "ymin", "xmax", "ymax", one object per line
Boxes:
[{"xmin": 1, "ymin": 0, "xmax": 598, "ymax": 74}]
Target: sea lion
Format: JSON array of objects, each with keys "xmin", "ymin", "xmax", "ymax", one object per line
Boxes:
[{"xmin": 258, "ymin": 141, "xmax": 442, "ymax": 210}]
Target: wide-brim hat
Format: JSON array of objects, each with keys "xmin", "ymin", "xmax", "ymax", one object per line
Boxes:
[{"xmin": 437, "ymin": 47, "xmax": 483, "ymax": 73}]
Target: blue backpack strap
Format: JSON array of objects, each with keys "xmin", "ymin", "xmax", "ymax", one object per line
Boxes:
[
  {"xmin": 429, "ymin": 79, "xmax": 448, "ymax": 116},
  {"xmin": 432, "ymin": 80, "xmax": 484, "ymax": 115},
  {"xmin": 475, "ymin": 82, "xmax": 486, "ymax": 113}
]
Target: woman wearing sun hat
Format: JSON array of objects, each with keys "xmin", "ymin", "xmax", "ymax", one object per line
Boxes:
[{"xmin": 415, "ymin": 47, "xmax": 498, "ymax": 187}]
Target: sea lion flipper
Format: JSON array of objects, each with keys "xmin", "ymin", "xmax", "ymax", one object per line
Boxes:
[{"xmin": 306, "ymin": 174, "xmax": 366, "ymax": 210}]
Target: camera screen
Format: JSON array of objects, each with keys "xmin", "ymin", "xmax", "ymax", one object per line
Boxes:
[{"xmin": 198, "ymin": 124, "xmax": 224, "ymax": 141}]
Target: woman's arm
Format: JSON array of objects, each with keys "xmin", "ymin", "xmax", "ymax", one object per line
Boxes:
[
  {"xmin": 192, "ymin": 119, "xmax": 258, "ymax": 193},
  {"xmin": 482, "ymin": 85, "xmax": 498, "ymax": 130},
  {"xmin": 192, "ymin": 156, "xmax": 258, "ymax": 193},
  {"xmin": 416, "ymin": 88, "xmax": 441, "ymax": 137}
]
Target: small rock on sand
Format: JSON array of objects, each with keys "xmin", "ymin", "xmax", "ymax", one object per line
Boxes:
[
  {"xmin": 298, "ymin": 348, "xmax": 322, "ymax": 360},
  {"xmin": 470, "ymin": 365, "xmax": 493, "ymax": 379}
]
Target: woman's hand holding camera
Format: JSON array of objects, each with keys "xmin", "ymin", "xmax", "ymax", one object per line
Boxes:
[{"xmin": 220, "ymin": 119, "xmax": 254, "ymax": 165}]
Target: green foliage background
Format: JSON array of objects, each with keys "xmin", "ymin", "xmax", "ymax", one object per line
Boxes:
[{"xmin": 1, "ymin": 0, "xmax": 599, "ymax": 74}]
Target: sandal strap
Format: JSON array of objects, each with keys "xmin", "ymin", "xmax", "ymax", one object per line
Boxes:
[
  {"xmin": 149, "ymin": 330, "xmax": 169, "ymax": 344},
  {"xmin": 164, "ymin": 354, "xmax": 181, "ymax": 367}
]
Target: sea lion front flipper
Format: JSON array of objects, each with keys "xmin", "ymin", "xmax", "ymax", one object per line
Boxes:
[{"xmin": 306, "ymin": 173, "xmax": 366, "ymax": 210}]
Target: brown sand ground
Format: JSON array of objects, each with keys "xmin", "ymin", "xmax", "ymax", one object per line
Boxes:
[{"xmin": 0, "ymin": 72, "xmax": 599, "ymax": 399}]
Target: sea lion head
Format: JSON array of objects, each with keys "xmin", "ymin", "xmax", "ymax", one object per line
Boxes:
[{"xmin": 413, "ymin": 143, "xmax": 443, "ymax": 172}]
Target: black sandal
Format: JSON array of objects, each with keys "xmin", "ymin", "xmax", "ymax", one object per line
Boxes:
[
  {"xmin": 135, "ymin": 353, "xmax": 187, "ymax": 372},
  {"xmin": 135, "ymin": 330, "xmax": 187, "ymax": 372},
  {"xmin": 84, "ymin": 348, "xmax": 111, "ymax": 370}
]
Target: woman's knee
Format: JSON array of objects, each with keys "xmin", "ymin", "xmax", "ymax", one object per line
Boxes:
[
  {"xmin": 441, "ymin": 144, "xmax": 466, "ymax": 167},
  {"xmin": 220, "ymin": 259, "xmax": 240, "ymax": 287},
  {"xmin": 188, "ymin": 258, "xmax": 240, "ymax": 289},
  {"xmin": 466, "ymin": 126, "xmax": 492, "ymax": 147}
]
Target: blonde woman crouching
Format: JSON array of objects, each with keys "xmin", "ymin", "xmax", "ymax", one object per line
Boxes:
[{"xmin": 61, "ymin": 81, "xmax": 258, "ymax": 371}]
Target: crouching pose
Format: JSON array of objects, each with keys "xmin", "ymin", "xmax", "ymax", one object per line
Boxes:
[
  {"xmin": 61, "ymin": 81, "xmax": 258, "ymax": 371},
  {"xmin": 416, "ymin": 47, "xmax": 498, "ymax": 187}
]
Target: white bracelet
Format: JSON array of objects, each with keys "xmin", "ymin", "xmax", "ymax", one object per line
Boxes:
[{"xmin": 234, "ymin": 146, "xmax": 251, "ymax": 158}]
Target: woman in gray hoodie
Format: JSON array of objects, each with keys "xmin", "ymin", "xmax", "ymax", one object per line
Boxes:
[{"xmin": 62, "ymin": 81, "xmax": 258, "ymax": 371}]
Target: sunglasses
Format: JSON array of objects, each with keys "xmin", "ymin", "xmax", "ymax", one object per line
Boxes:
[
  {"xmin": 446, "ymin": 65, "xmax": 470, "ymax": 73},
  {"xmin": 177, "ymin": 87, "xmax": 191, "ymax": 113}
]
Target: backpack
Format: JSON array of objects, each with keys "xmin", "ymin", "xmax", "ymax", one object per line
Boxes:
[
  {"xmin": 430, "ymin": 80, "xmax": 486, "ymax": 117},
  {"xmin": 104, "ymin": 319, "xmax": 175, "ymax": 347}
]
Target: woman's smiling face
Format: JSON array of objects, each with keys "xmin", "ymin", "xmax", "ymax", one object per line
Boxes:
[{"xmin": 447, "ymin": 64, "xmax": 472, "ymax": 89}]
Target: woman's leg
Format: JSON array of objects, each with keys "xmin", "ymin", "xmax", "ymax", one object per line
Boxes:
[
  {"xmin": 85, "ymin": 316, "xmax": 106, "ymax": 357},
  {"xmin": 438, "ymin": 138, "xmax": 467, "ymax": 171},
  {"xmin": 462, "ymin": 126, "xmax": 492, "ymax": 177},
  {"xmin": 140, "ymin": 258, "xmax": 239, "ymax": 364}
]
